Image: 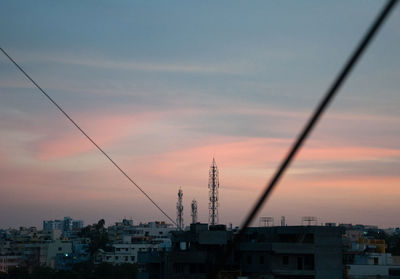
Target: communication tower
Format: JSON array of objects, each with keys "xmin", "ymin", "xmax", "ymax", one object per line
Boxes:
[
  {"xmin": 281, "ymin": 216, "xmax": 286, "ymax": 226},
  {"xmin": 208, "ymin": 158, "xmax": 219, "ymax": 226},
  {"xmin": 191, "ymin": 199, "xmax": 198, "ymax": 224},
  {"xmin": 176, "ymin": 188, "xmax": 184, "ymax": 230}
]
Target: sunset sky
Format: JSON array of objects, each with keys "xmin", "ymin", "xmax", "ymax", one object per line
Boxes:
[{"xmin": 1, "ymin": 1, "xmax": 400, "ymax": 229}]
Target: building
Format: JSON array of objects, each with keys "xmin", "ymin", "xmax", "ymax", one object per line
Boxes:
[
  {"xmin": 95, "ymin": 242, "xmax": 161, "ymax": 265},
  {"xmin": 343, "ymin": 230, "xmax": 400, "ymax": 278},
  {"xmin": 43, "ymin": 220, "xmax": 64, "ymax": 232},
  {"xmin": 0, "ymin": 223, "xmax": 90, "ymax": 274},
  {"xmin": 55, "ymin": 241, "xmax": 90, "ymax": 270},
  {"xmin": 95, "ymin": 220, "xmax": 174, "ymax": 266},
  {"xmin": 0, "ymin": 255, "xmax": 24, "ymax": 274},
  {"xmin": 42, "ymin": 217, "xmax": 84, "ymax": 238},
  {"xmin": 108, "ymin": 220, "xmax": 173, "ymax": 244},
  {"xmin": 138, "ymin": 224, "xmax": 344, "ymax": 279}
]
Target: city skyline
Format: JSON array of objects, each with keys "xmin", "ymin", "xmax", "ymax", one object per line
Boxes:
[{"xmin": 1, "ymin": 1, "xmax": 400, "ymax": 229}]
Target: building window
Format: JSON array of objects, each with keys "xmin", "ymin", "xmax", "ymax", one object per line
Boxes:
[
  {"xmin": 125, "ymin": 256, "xmax": 128, "ymax": 261},
  {"xmin": 199, "ymin": 264, "xmax": 205, "ymax": 273},
  {"xmin": 283, "ymin": 256, "xmax": 289, "ymax": 265},
  {"xmin": 190, "ymin": 263, "xmax": 196, "ymax": 273},
  {"xmin": 297, "ymin": 257, "xmax": 303, "ymax": 270},
  {"xmin": 374, "ymin": 257, "xmax": 379, "ymax": 265},
  {"xmin": 131, "ymin": 256, "xmax": 135, "ymax": 261},
  {"xmin": 115, "ymin": 256, "xmax": 119, "ymax": 260},
  {"xmin": 173, "ymin": 263, "xmax": 183, "ymax": 274},
  {"xmin": 58, "ymin": 247, "xmax": 62, "ymax": 251},
  {"xmin": 304, "ymin": 255, "xmax": 315, "ymax": 270},
  {"xmin": 247, "ymin": 255, "xmax": 252, "ymax": 265},
  {"xmin": 259, "ymin": 255, "xmax": 264, "ymax": 265}
]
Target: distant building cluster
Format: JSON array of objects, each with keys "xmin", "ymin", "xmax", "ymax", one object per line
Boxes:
[
  {"xmin": 341, "ymin": 223, "xmax": 400, "ymax": 278},
  {"xmin": 136, "ymin": 222, "xmax": 400, "ymax": 279},
  {"xmin": 0, "ymin": 217, "xmax": 174, "ymax": 275},
  {"xmin": 0, "ymin": 216, "xmax": 88, "ymax": 273},
  {"xmin": 94, "ymin": 220, "xmax": 174, "ymax": 266},
  {"xmin": 2, "ymin": 217, "xmax": 400, "ymax": 278}
]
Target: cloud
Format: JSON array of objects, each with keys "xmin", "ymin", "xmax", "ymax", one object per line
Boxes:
[
  {"xmin": 35, "ymin": 112, "xmax": 158, "ymax": 160},
  {"xmin": 131, "ymin": 136, "xmax": 400, "ymax": 192},
  {"xmin": 13, "ymin": 51, "xmax": 243, "ymax": 75}
]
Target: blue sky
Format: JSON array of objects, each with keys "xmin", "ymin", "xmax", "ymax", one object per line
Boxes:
[{"xmin": 1, "ymin": 1, "xmax": 400, "ymax": 228}]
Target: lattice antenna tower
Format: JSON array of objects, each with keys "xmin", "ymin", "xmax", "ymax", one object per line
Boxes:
[
  {"xmin": 176, "ymin": 188, "xmax": 184, "ymax": 230},
  {"xmin": 191, "ymin": 199, "xmax": 198, "ymax": 224},
  {"xmin": 208, "ymin": 158, "xmax": 219, "ymax": 225}
]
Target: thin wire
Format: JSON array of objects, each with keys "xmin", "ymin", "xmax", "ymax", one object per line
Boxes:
[
  {"xmin": 0, "ymin": 47, "xmax": 178, "ymax": 227},
  {"xmin": 239, "ymin": 0, "xmax": 398, "ymax": 236}
]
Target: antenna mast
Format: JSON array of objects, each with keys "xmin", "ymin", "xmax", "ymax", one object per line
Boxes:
[
  {"xmin": 191, "ymin": 199, "xmax": 198, "ymax": 224},
  {"xmin": 208, "ymin": 158, "xmax": 219, "ymax": 226},
  {"xmin": 176, "ymin": 188, "xmax": 184, "ymax": 230}
]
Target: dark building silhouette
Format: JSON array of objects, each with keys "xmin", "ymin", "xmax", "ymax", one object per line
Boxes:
[{"xmin": 138, "ymin": 224, "xmax": 344, "ymax": 279}]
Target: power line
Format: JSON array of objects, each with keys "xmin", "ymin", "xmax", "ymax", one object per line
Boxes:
[
  {"xmin": 239, "ymin": 0, "xmax": 398, "ymax": 236},
  {"xmin": 211, "ymin": 0, "xmax": 398, "ymax": 276},
  {"xmin": 0, "ymin": 47, "xmax": 178, "ymax": 227}
]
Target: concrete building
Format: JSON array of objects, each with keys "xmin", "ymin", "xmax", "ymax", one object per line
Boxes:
[
  {"xmin": 0, "ymin": 255, "xmax": 24, "ymax": 273},
  {"xmin": 138, "ymin": 224, "xmax": 344, "ymax": 279},
  {"xmin": 72, "ymin": 220, "xmax": 84, "ymax": 231},
  {"xmin": 45, "ymin": 240, "xmax": 73, "ymax": 268},
  {"xmin": 43, "ymin": 220, "xmax": 64, "ymax": 232},
  {"xmin": 95, "ymin": 242, "xmax": 161, "ymax": 265},
  {"xmin": 108, "ymin": 220, "xmax": 173, "ymax": 244},
  {"xmin": 95, "ymin": 220, "xmax": 173, "ymax": 266},
  {"xmin": 42, "ymin": 217, "xmax": 84, "ymax": 237},
  {"xmin": 55, "ymin": 242, "xmax": 90, "ymax": 270},
  {"xmin": 343, "ymin": 232, "xmax": 400, "ymax": 278}
]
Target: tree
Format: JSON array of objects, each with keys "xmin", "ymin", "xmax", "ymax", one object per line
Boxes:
[{"xmin": 79, "ymin": 219, "xmax": 110, "ymax": 254}]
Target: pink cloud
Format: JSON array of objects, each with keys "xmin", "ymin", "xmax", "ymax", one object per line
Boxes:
[
  {"xmin": 122, "ymin": 137, "xmax": 400, "ymax": 196},
  {"xmin": 148, "ymin": 137, "xmax": 400, "ymax": 175},
  {"xmin": 298, "ymin": 145, "xmax": 400, "ymax": 161},
  {"xmin": 36, "ymin": 112, "xmax": 158, "ymax": 160}
]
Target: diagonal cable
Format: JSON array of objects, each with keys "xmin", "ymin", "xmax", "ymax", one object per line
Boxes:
[
  {"xmin": 209, "ymin": 0, "xmax": 398, "ymax": 277},
  {"xmin": 239, "ymin": 0, "xmax": 398, "ymax": 237},
  {"xmin": 0, "ymin": 47, "xmax": 178, "ymax": 227}
]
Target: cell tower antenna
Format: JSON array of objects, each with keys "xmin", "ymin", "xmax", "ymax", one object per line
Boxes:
[
  {"xmin": 208, "ymin": 158, "xmax": 219, "ymax": 226},
  {"xmin": 176, "ymin": 188, "xmax": 184, "ymax": 230},
  {"xmin": 191, "ymin": 199, "xmax": 198, "ymax": 224}
]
